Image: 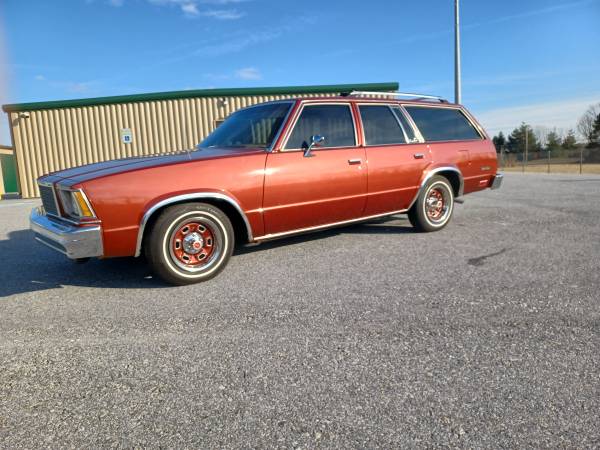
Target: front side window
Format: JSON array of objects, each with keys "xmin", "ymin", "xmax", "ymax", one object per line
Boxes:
[
  {"xmin": 359, "ymin": 105, "xmax": 406, "ymax": 145},
  {"xmin": 404, "ymin": 106, "xmax": 482, "ymax": 142},
  {"xmin": 285, "ymin": 104, "xmax": 355, "ymax": 150},
  {"xmin": 200, "ymin": 102, "xmax": 291, "ymax": 149}
]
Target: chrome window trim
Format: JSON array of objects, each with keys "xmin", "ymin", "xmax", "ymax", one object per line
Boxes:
[
  {"xmin": 135, "ymin": 192, "xmax": 253, "ymax": 257},
  {"xmin": 401, "ymin": 104, "xmax": 484, "ymax": 142},
  {"xmin": 396, "ymin": 105, "xmax": 426, "ymax": 143},
  {"xmin": 356, "ymin": 103, "xmax": 411, "ymax": 146},
  {"xmin": 391, "ymin": 105, "xmax": 424, "ymax": 143},
  {"xmin": 280, "ymin": 102, "xmax": 359, "ymax": 152},
  {"xmin": 266, "ymin": 101, "xmax": 295, "ymax": 152}
]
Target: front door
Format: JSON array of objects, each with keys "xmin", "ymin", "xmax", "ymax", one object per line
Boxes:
[{"xmin": 262, "ymin": 103, "xmax": 367, "ymax": 236}]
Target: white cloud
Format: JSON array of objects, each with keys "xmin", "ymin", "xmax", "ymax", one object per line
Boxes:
[
  {"xmin": 64, "ymin": 82, "xmax": 94, "ymax": 93},
  {"xmin": 146, "ymin": 0, "xmax": 245, "ymax": 18},
  {"xmin": 180, "ymin": 2, "xmax": 199, "ymax": 16},
  {"xmin": 465, "ymin": 0, "xmax": 596, "ymax": 29},
  {"xmin": 475, "ymin": 95, "xmax": 600, "ymax": 138},
  {"xmin": 192, "ymin": 30, "xmax": 281, "ymax": 56},
  {"xmin": 108, "ymin": 0, "xmax": 124, "ymax": 6},
  {"xmin": 200, "ymin": 9, "xmax": 243, "ymax": 19},
  {"xmin": 234, "ymin": 67, "xmax": 261, "ymax": 80},
  {"xmin": 200, "ymin": 0, "xmax": 249, "ymax": 3},
  {"xmin": 37, "ymin": 75, "xmax": 97, "ymax": 94}
]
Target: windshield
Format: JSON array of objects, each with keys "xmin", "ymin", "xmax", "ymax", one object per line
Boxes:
[{"xmin": 200, "ymin": 102, "xmax": 292, "ymax": 149}]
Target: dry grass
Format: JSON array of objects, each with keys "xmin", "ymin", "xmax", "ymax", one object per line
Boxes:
[{"xmin": 502, "ymin": 163, "xmax": 600, "ymax": 174}]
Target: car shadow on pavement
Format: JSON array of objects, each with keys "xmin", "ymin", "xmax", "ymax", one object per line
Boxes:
[
  {"xmin": 1, "ymin": 217, "xmax": 413, "ymax": 297},
  {"xmin": 0, "ymin": 229, "xmax": 165, "ymax": 298}
]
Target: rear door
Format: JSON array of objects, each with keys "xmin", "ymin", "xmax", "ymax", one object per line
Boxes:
[
  {"xmin": 262, "ymin": 103, "xmax": 367, "ymax": 236},
  {"xmin": 359, "ymin": 104, "xmax": 431, "ymax": 215}
]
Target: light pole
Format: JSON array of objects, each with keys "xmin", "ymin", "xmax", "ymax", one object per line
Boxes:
[{"xmin": 454, "ymin": 0, "xmax": 461, "ymax": 104}]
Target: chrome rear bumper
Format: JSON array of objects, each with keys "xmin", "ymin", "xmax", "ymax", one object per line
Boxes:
[
  {"xmin": 30, "ymin": 207, "xmax": 103, "ymax": 259},
  {"xmin": 491, "ymin": 173, "xmax": 503, "ymax": 190}
]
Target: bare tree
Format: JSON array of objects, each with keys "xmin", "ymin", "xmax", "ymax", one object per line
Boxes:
[
  {"xmin": 577, "ymin": 103, "xmax": 600, "ymax": 144},
  {"xmin": 533, "ymin": 126, "xmax": 550, "ymax": 148}
]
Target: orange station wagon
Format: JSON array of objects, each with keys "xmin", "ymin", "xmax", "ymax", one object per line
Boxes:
[{"xmin": 31, "ymin": 91, "xmax": 503, "ymax": 285}]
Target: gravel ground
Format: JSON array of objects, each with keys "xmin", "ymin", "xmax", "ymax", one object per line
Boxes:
[{"xmin": 1, "ymin": 172, "xmax": 599, "ymax": 449}]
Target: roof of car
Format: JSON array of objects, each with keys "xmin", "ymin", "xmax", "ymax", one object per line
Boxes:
[{"xmin": 291, "ymin": 96, "xmax": 458, "ymax": 106}]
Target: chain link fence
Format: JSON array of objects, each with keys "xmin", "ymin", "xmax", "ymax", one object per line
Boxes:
[{"xmin": 498, "ymin": 146, "xmax": 600, "ymax": 174}]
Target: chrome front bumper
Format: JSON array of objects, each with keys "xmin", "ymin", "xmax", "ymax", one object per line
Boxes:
[
  {"xmin": 30, "ymin": 207, "xmax": 103, "ymax": 259},
  {"xmin": 491, "ymin": 173, "xmax": 503, "ymax": 190}
]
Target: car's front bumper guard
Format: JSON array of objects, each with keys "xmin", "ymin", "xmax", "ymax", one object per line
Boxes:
[
  {"xmin": 491, "ymin": 173, "xmax": 503, "ymax": 190},
  {"xmin": 30, "ymin": 207, "xmax": 103, "ymax": 259}
]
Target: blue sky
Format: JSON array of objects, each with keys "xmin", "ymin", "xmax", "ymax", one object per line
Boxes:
[{"xmin": 1, "ymin": 0, "xmax": 599, "ymax": 145}]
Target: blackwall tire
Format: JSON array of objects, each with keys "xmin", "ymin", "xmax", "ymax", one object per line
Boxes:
[
  {"xmin": 408, "ymin": 175, "xmax": 454, "ymax": 232},
  {"xmin": 145, "ymin": 202, "xmax": 234, "ymax": 285}
]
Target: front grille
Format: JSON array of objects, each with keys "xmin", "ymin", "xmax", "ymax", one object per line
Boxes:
[{"xmin": 39, "ymin": 184, "xmax": 60, "ymax": 216}]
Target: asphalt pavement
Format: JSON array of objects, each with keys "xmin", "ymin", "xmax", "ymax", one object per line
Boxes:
[{"xmin": 1, "ymin": 172, "xmax": 599, "ymax": 448}]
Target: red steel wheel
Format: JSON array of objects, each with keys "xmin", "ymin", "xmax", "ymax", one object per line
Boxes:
[
  {"xmin": 170, "ymin": 221, "xmax": 216, "ymax": 267},
  {"xmin": 425, "ymin": 187, "xmax": 446, "ymax": 221},
  {"xmin": 145, "ymin": 202, "xmax": 234, "ymax": 285},
  {"xmin": 408, "ymin": 175, "xmax": 454, "ymax": 232}
]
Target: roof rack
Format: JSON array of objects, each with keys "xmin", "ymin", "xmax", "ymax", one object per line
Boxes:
[{"xmin": 344, "ymin": 90, "xmax": 449, "ymax": 103}]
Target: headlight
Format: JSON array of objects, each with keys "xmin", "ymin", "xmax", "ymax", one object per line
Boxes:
[{"xmin": 57, "ymin": 189, "xmax": 95, "ymax": 219}]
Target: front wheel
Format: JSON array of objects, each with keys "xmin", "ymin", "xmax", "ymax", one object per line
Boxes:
[
  {"xmin": 408, "ymin": 175, "xmax": 454, "ymax": 232},
  {"xmin": 145, "ymin": 202, "xmax": 234, "ymax": 285}
]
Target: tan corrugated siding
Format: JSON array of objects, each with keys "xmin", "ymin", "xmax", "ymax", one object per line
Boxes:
[{"xmin": 9, "ymin": 93, "xmax": 337, "ymax": 198}]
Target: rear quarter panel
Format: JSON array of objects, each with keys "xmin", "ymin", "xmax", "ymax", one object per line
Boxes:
[{"xmin": 425, "ymin": 107, "xmax": 497, "ymax": 194}]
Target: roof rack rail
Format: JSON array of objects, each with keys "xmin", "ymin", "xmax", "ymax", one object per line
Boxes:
[{"xmin": 344, "ymin": 90, "xmax": 449, "ymax": 103}]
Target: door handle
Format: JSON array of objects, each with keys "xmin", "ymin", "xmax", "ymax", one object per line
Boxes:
[
  {"xmin": 413, "ymin": 153, "xmax": 425, "ymax": 159},
  {"xmin": 348, "ymin": 159, "xmax": 362, "ymax": 165}
]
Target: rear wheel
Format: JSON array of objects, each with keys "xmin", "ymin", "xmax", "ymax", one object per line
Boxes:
[
  {"xmin": 408, "ymin": 175, "xmax": 454, "ymax": 232},
  {"xmin": 145, "ymin": 202, "xmax": 234, "ymax": 285}
]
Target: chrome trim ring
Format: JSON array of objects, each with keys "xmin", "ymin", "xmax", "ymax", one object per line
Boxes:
[
  {"xmin": 161, "ymin": 211, "xmax": 229, "ymax": 278},
  {"xmin": 422, "ymin": 180, "xmax": 453, "ymax": 228}
]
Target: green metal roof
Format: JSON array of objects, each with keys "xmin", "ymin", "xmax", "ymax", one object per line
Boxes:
[{"xmin": 2, "ymin": 82, "xmax": 399, "ymax": 113}]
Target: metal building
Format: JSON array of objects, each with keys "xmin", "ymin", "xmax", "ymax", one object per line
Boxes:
[{"xmin": 2, "ymin": 82, "xmax": 398, "ymax": 198}]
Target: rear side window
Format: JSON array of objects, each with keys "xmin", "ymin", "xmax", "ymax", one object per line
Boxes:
[
  {"xmin": 285, "ymin": 104, "xmax": 355, "ymax": 150},
  {"xmin": 404, "ymin": 106, "xmax": 481, "ymax": 142},
  {"xmin": 359, "ymin": 105, "xmax": 406, "ymax": 145}
]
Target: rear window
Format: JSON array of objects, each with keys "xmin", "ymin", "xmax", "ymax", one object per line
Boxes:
[
  {"xmin": 404, "ymin": 106, "xmax": 481, "ymax": 142},
  {"xmin": 359, "ymin": 105, "xmax": 406, "ymax": 145}
]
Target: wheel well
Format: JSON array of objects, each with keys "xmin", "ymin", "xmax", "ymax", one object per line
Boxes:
[
  {"xmin": 141, "ymin": 198, "xmax": 251, "ymax": 254},
  {"xmin": 436, "ymin": 170, "xmax": 462, "ymax": 197}
]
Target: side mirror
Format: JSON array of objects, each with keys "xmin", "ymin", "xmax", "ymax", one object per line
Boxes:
[{"xmin": 304, "ymin": 135, "xmax": 325, "ymax": 158}]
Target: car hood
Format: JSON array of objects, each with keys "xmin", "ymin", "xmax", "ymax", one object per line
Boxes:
[{"xmin": 42, "ymin": 147, "xmax": 265, "ymax": 185}]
